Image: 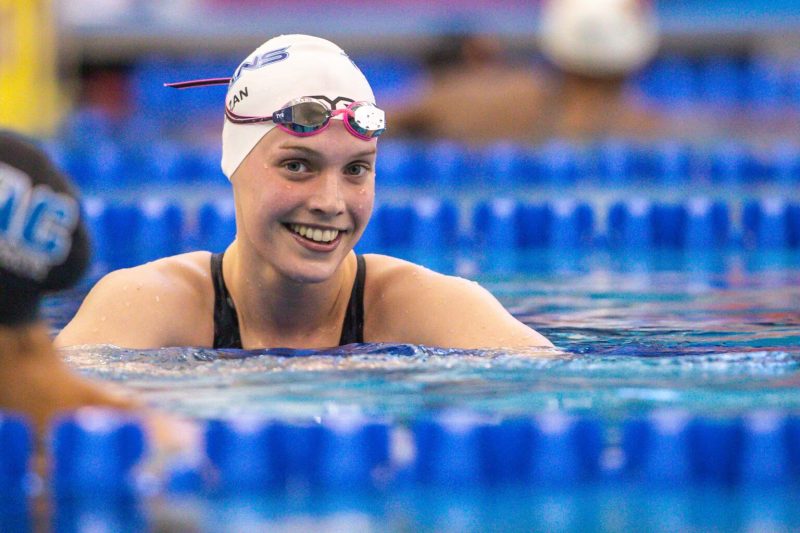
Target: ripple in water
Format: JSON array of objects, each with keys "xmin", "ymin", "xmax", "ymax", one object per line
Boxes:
[{"xmin": 52, "ymin": 259, "xmax": 800, "ymax": 421}]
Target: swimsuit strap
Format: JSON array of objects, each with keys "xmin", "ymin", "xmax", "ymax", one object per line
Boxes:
[
  {"xmin": 211, "ymin": 251, "xmax": 243, "ymax": 349},
  {"xmin": 339, "ymin": 254, "xmax": 366, "ymax": 345},
  {"xmin": 210, "ymin": 252, "xmax": 366, "ymax": 348}
]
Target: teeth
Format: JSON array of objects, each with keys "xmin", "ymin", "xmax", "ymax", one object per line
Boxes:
[{"xmin": 289, "ymin": 224, "xmax": 339, "ymax": 243}]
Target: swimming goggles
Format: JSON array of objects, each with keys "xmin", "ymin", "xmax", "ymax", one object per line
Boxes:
[{"xmin": 165, "ymin": 78, "xmax": 385, "ymax": 141}]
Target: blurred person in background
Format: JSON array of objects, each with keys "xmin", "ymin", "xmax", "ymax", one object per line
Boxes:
[
  {"xmin": 536, "ymin": 0, "xmax": 663, "ymax": 140},
  {"xmin": 0, "ymin": 130, "xmax": 133, "ymax": 435},
  {"xmin": 388, "ymin": 31, "xmax": 548, "ymax": 144},
  {"xmin": 389, "ymin": 0, "xmax": 667, "ymax": 143},
  {"xmin": 0, "ymin": 131, "xmax": 196, "ymax": 456}
]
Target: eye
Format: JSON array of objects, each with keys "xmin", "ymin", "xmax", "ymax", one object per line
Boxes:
[
  {"xmin": 344, "ymin": 163, "xmax": 369, "ymax": 177},
  {"xmin": 283, "ymin": 160, "xmax": 309, "ymax": 173}
]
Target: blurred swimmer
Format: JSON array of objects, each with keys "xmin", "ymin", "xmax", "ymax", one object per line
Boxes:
[
  {"xmin": 391, "ymin": 0, "xmax": 667, "ymax": 143},
  {"xmin": 537, "ymin": 0, "xmax": 665, "ymax": 139},
  {"xmin": 0, "ymin": 130, "xmax": 133, "ymax": 433},
  {"xmin": 0, "ymin": 130, "xmax": 199, "ymax": 459},
  {"xmin": 388, "ymin": 32, "xmax": 549, "ymax": 144},
  {"xmin": 56, "ymin": 35, "xmax": 552, "ymax": 350}
]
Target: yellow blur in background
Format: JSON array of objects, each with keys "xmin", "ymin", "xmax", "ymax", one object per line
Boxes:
[{"xmin": 0, "ymin": 0, "xmax": 62, "ymax": 135}]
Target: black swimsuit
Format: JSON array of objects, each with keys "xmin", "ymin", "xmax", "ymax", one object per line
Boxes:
[{"xmin": 210, "ymin": 252, "xmax": 366, "ymax": 348}]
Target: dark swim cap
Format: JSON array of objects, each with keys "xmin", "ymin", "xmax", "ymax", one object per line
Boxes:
[{"xmin": 0, "ymin": 130, "xmax": 89, "ymax": 325}]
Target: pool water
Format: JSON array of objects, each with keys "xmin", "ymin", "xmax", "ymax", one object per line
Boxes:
[
  {"xmin": 49, "ymin": 250, "xmax": 800, "ymax": 421},
  {"xmin": 33, "ymin": 249, "xmax": 800, "ymax": 532}
]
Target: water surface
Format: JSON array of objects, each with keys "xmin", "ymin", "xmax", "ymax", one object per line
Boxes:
[{"xmin": 48, "ymin": 251, "xmax": 800, "ymax": 421}]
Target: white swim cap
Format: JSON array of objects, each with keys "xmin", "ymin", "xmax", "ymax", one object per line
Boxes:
[
  {"xmin": 221, "ymin": 34, "xmax": 376, "ymax": 179},
  {"xmin": 538, "ymin": 0, "xmax": 660, "ymax": 77}
]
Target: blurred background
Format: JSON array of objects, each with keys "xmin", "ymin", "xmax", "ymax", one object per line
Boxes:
[{"xmin": 2, "ymin": 0, "xmax": 800, "ymax": 272}]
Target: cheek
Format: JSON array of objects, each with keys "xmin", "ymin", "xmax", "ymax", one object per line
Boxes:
[
  {"xmin": 250, "ymin": 185, "xmax": 305, "ymax": 219},
  {"xmin": 350, "ymin": 184, "xmax": 375, "ymax": 222}
]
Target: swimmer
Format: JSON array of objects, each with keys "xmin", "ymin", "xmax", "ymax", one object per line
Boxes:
[
  {"xmin": 56, "ymin": 35, "xmax": 552, "ymax": 350},
  {"xmin": 536, "ymin": 0, "xmax": 665, "ymax": 140},
  {"xmin": 0, "ymin": 130, "xmax": 199, "ymax": 459},
  {"xmin": 0, "ymin": 130, "xmax": 133, "ymax": 434},
  {"xmin": 388, "ymin": 31, "xmax": 549, "ymax": 144}
]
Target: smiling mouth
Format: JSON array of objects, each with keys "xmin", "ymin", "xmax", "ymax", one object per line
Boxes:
[{"xmin": 284, "ymin": 223, "xmax": 344, "ymax": 244}]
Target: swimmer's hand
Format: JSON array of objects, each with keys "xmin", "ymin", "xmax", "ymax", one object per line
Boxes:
[{"xmin": 0, "ymin": 323, "xmax": 200, "ymax": 464}]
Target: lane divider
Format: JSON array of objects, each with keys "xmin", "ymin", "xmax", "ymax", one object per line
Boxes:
[
  {"xmin": 3, "ymin": 408, "xmax": 800, "ymax": 497},
  {"xmin": 79, "ymin": 197, "xmax": 800, "ymax": 270}
]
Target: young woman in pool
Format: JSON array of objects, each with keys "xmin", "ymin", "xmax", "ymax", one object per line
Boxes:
[{"xmin": 56, "ymin": 34, "xmax": 552, "ymax": 351}]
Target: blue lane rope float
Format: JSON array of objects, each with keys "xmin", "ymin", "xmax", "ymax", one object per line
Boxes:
[
  {"xmin": 51, "ymin": 409, "xmax": 146, "ymax": 498},
  {"xmin": 77, "ymin": 197, "xmax": 800, "ymax": 268},
  {"xmin": 607, "ymin": 199, "xmax": 655, "ymax": 248},
  {"xmin": 197, "ymin": 199, "xmax": 237, "ymax": 254},
  {"xmin": 47, "ymin": 133, "xmax": 800, "ymax": 189},
  {"xmin": 4, "ymin": 409, "xmax": 800, "ymax": 497},
  {"xmin": 0, "ymin": 414, "xmax": 32, "ymax": 497},
  {"xmin": 743, "ymin": 198, "xmax": 791, "ymax": 249}
]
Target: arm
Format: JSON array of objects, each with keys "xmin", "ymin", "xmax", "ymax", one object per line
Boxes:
[
  {"xmin": 3, "ymin": 322, "xmax": 201, "ymax": 458},
  {"xmin": 368, "ymin": 257, "xmax": 553, "ymax": 349},
  {"xmin": 2, "ymin": 323, "xmax": 135, "ymax": 433},
  {"xmin": 55, "ymin": 257, "xmax": 210, "ymax": 349}
]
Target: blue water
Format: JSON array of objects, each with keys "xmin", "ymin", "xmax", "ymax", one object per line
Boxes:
[
  {"xmin": 31, "ymin": 485, "xmax": 799, "ymax": 532},
  {"xmin": 35, "ymin": 250, "xmax": 800, "ymax": 531},
  {"xmin": 48, "ymin": 250, "xmax": 800, "ymax": 421}
]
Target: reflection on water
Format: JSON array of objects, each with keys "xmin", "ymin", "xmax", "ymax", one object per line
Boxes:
[
  {"xmin": 8, "ymin": 486, "xmax": 798, "ymax": 532},
  {"xmin": 30, "ymin": 251, "xmax": 800, "ymax": 531},
  {"xmin": 48, "ymin": 251, "xmax": 800, "ymax": 421}
]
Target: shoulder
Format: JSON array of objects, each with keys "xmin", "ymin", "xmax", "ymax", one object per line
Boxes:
[
  {"xmin": 364, "ymin": 254, "xmax": 501, "ymax": 314},
  {"xmin": 87, "ymin": 252, "xmax": 212, "ymax": 309},
  {"xmin": 364, "ymin": 254, "xmax": 480, "ymax": 298},
  {"xmin": 102, "ymin": 251, "xmax": 212, "ymax": 294},
  {"xmin": 362, "ymin": 254, "xmax": 552, "ymax": 349},
  {"xmin": 55, "ymin": 252, "xmax": 215, "ymax": 348}
]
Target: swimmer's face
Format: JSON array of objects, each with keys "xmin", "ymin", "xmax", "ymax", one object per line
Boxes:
[{"xmin": 230, "ymin": 120, "xmax": 376, "ymax": 283}]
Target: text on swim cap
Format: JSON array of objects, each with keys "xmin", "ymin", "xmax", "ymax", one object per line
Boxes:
[
  {"xmin": 0, "ymin": 163, "xmax": 79, "ymax": 280},
  {"xmin": 228, "ymin": 87, "xmax": 248, "ymax": 110},
  {"xmin": 231, "ymin": 46, "xmax": 290, "ymax": 84}
]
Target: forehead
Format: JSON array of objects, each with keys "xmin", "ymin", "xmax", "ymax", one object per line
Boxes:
[{"xmin": 258, "ymin": 121, "xmax": 377, "ymax": 158}]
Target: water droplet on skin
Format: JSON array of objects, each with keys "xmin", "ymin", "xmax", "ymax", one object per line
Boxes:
[
  {"xmin": 358, "ymin": 188, "xmax": 366, "ymax": 195},
  {"xmin": 155, "ymin": 295, "xmax": 160, "ymax": 303}
]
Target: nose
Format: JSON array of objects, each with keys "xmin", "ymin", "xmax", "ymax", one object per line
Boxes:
[{"xmin": 307, "ymin": 170, "xmax": 346, "ymax": 217}]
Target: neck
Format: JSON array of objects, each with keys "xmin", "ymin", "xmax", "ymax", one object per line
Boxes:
[
  {"xmin": 222, "ymin": 241, "xmax": 354, "ymax": 347},
  {"xmin": 0, "ymin": 322, "xmax": 54, "ymax": 361},
  {"xmin": 556, "ymin": 73, "xmax": 626, "ymax": 138}
]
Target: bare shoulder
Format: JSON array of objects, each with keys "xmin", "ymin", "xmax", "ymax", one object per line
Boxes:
[
  {"xmin": 363, "ymin": 254, "xmax": 552, "ymax": 349},
  {"xmin": 364, "ymin": 254, "xmax": 504, "ymax": 314},
  {"xmin": 55, "ymin": 252, "xmax": 215, "ymax": 349}
]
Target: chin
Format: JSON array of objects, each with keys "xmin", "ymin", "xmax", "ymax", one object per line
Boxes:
[{"xmin": 279, "ymin": 253, "xmax": 346, "ymax": 284}]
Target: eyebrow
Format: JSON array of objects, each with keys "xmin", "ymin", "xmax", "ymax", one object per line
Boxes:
[{"xmin": 278, "ymin": 144, "xmax": 377, "ymax": 159}]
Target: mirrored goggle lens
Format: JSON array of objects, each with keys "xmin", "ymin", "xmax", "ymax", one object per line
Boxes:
[
  {"xmin": 275, "ymin": 101, "xmax": 331, "ymax": 133},
  {"xmin": 347, "ymin": 103, "xmax": 386, "ymax": 138},
  {"xmin": 291, "ymin": 101, "xmax": 330, "ymax": 126}
]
